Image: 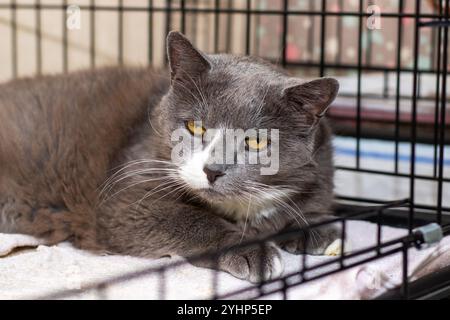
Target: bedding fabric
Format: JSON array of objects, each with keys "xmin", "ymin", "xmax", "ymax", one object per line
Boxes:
[{"xmin": 0, "ymin": 220, "xmax": 449, "ymax": 300}]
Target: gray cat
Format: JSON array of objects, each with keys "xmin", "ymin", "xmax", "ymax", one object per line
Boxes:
[{"xmin": 0, "ymin": 31, "xmax": 340, "ymax": 283}]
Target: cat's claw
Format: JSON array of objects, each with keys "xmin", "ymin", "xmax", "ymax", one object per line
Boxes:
[
  {"xmin": 324, "ymin": 239, "xmax": 342, "ymax": 256},
  {"xmin": 324, "ymin": 239, "xmax": 352, "ymax": 256}
]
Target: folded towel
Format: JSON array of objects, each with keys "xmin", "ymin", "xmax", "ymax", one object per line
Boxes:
[{"xmin": 0, "ymin": 220, "xmax": 449, "ymax": 300}]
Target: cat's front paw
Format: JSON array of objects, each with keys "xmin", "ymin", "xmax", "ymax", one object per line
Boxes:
[
  {"xmin": 217, "ymin": 242, "xmax": 283, "ymax": 283},
  {"xmin": 278, "ymin": 223, "xmax": 342, "ymax": 255}
]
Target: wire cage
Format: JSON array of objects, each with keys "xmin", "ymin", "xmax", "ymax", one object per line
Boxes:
[{"xmin": 1, "ymin": 0, "xmax": 450, "ymax": 300}]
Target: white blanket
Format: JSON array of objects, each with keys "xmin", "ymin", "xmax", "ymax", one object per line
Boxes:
[{"xmin": 0, "ymin": 220, "xmax": 449, "ymax": 300}]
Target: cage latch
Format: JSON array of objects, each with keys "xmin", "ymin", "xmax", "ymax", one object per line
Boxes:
[{"xmin": 412, "ymin": 223, "xmax": 443, "ymax": 249}]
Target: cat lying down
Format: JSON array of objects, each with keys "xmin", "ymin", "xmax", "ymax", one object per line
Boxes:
[{"xmin": 0, "ymin": 31, "xmax": 341, "ymax": 283}]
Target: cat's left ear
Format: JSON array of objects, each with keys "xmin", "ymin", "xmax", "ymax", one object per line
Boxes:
[
  {"xmin": 166, "ymin": 31, "xmax": 211, "ymax": 83},
  {"xmin": 282, "ymin": 78, "xmax": 339, "ymax": 124}
]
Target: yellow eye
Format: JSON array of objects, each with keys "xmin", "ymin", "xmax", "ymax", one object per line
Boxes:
[
  {"xmin": 245, "ymin": 137, "xmax": 269, "ymax": 151},
  {"xmin": 185, "ymin": 120, "xmax": 206, "ymax": 136}
]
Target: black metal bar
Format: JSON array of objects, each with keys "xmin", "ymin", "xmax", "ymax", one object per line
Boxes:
[
  {"xmin": 180, "ymin": 0, "xmax": 186, "ymax": 34},
  {"xmin": 340, "ymin": 219, "xmax": 346, "ymax": 268},
  {"xmin": 35, "ymin": 0, "xmax": 42, "ymax": 75},
  {"xmin": 433, "ymin": 0, "xmax": 443, "ymax": 178},
  {"xmin": 336, "ymin": 203, "xmax": 450, "ymax": 230},
  {"xmin": 383, "ymin": 71, "xmax": 389, "ymax": 98},
  {"xmin": 394, "ymin": 0, "xmax": 404, "ymax": 174},
  {"xmin": 245, "ymin": 0, "xmax": 251, "ymax": 56},
  {"xmin": 319, "ymin": 0, "xmax": 326, "ymax": 77},
  {"xmin": 336, "ymin": 165, "xmax": 450, "ymax": 183},
  {"xmin": 62, "ymin": 0, "xmax": 68, "ymax": 72},
  {"xmin": 336, "ymin": 0, "xmax": 343, "ymax": 64},
  {"xmin": 355, "ymin": 0, "xmax": 364, "ymax": 169},
  {"xmin": 282, "ymin": 279, "xmax": 287, "ymax": 300},
  {"xmin": 419, "ymin": 20, "xmax": 450, "ymax": 28},
  {"xmin": 338, "ymin": 194, "xmax": 450, "ymax": 215},
  {"xmin": 118, "ymin": 0, "xmax": 124, "ymax": 65},
  {"xmin": 436, "ymin": 0, "xmax": 449, "ymax": 225},
  {"xmin": 281, "ymin": 0, "xmax": 288, "ymax": 67},
  {"xmin": 214, "ymin": 0, "xmax": 219, "ymax": 52},
  {"xmin": 376, "ymin": 209, "xmax": 383, "ymax": 255},
  {"xmin": 401, "ymin": 240, "xmax": 409, "ymax": 299},
  {"xmin": 408, "ymin": 0, "xmax": 421, "ymax": 233},
  {"xmin": 337, "ymin": 195, "xmax": 410, "ymax": 207}
]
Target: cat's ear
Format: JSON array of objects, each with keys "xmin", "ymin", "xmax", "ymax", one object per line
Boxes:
[
  {"xmin": 166, "ymin": 31, "xmax": 211, "ymax": 82},
  {"xmin": 282, "ymin": 78, "xmax": 339, "ymax": 124}
]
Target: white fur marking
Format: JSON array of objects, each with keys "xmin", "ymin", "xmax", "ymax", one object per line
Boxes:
[{"xmin": 179, "ymin": 131, "xmax": 221, "ymax": 189}]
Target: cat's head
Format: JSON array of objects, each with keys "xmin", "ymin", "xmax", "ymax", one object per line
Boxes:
[{"xmin": 156, "ymin": 31, "xmax": 338, "ymax": 213}]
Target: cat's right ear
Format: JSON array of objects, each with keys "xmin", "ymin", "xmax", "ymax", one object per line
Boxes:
[{"xmin": 166, "ymin": 31, "xmax": 211, "ymax": 83}]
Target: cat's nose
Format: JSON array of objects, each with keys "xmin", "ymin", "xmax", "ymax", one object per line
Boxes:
[{"xmin": 203, "ymin": 166, "xmax": 225, "ymax": 184}]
